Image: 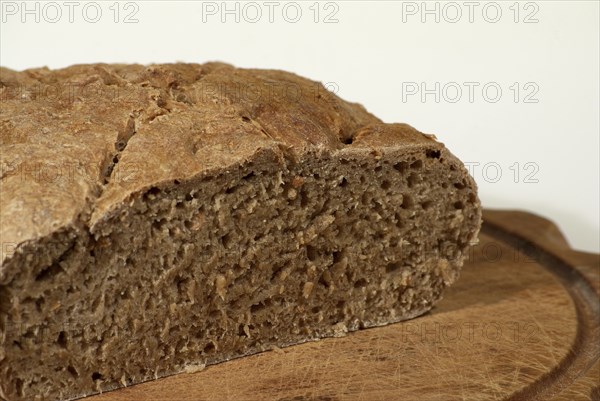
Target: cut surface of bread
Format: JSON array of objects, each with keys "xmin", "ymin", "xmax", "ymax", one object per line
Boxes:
[{"xmin": 0, "ymin": 63, "xmax": 481, "ymax": 400}]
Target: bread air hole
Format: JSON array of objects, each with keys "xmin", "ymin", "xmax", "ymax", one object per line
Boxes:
[
  {"xmin": 35, "ymin": 262, "xmax": 64, "ymax": 282},
  {"xmin": 426, "ymin": 149, "xmax": 441, "ymax": 159},
  {"xmin": 57, "ymin": 331, "xmax": 67, "ymax": 348},
  {"xmin": 407, "ymin": 173, "xmax": 421, "ymax": 188},
  {"xmin": 251, "ymin": 299, "xmax": 271, "ymax": 314},
  {"xmin": 91, "ymin": 372, "xmax": 103, "ymax": 381},
  {"xmin": 270, "ymin": 264, "xmax": 285, "ymax": 281},
  {"xmin": 67, "ymin": 366, "xmax": 79, "ymax": 378},
  {"xmin": 401, "ymin": 194, "xmax": 414, "ymax": 209},
  {"xmin": 354, "ymin": 278, "xmax": 368, "ymax": 288},
  {"xmin": 410, "ymin": 160, "xmax": 423, "ymax": 169},
  {"xmin": 14, "ymin": 378, "xmax": 24, "ymax": 396},
  {"xmin": 143, "ymin": 187, "xmax": 161, "ymax": 201},
  {"xmin": 394, "ymin": 161, "xmax": 409, "ymax": 174},
  {"xmin": 220, "ymin": 233, "xmax": 232, "ymax": 248},
  {"xmin": 421, "ymin": 201, "xmax": 433, "ymax": 210},
  {"xmin": 318, "ymin": 272, "xmax": 331, "ymax": 288},
  {"xmin": 300, "ymin": 189, "xmax": 309, "ymax": 207},
  {"xmin": 238, "ymin": 324, "xmax": 249, "ymax": 338},
  {"xmin": 386, "ymin": 262, "xmax": 402, "ymax": 273},
  {"xmin": 203, "ymin": 342, "xmax": 216, "ymax": 353}
]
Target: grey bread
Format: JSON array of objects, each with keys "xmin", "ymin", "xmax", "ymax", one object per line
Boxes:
[{"xmin": 0, "ymin": 63, "xmax": 481, "ymax": 400}]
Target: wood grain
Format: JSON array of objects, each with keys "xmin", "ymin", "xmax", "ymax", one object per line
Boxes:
[{"xmin": 87, "ymin": 210, "xmax": 600, "ymax": 401}]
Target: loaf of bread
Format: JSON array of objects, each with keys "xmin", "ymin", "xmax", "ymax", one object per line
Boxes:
[{"xmin": 0, "ymin": 63, "xmax": 481, "ymax": 400}]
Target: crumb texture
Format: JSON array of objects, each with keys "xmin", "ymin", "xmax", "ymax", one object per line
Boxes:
[{"xmin": 0, "ymin": 63, "xmax": 481, "ymax": 400}]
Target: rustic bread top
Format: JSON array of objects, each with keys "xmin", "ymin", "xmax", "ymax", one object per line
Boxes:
[{"xmin": 0, "ymin": 63, "xmax": 440, "ymax": 265}]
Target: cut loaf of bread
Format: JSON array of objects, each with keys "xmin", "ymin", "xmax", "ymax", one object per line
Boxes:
[{"xmin": 0, "ymin": 63, "xmax": 481, "ymax": 400}]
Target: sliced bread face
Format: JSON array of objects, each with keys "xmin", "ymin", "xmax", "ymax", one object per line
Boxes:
[{"xmin": 0, "ymin": 63, "xmax": 481, "ymax": 400}]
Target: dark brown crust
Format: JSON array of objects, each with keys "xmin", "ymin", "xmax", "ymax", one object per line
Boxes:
[{"xmin": 0, "ymin": 63, "xmax": 440, "ymax": 273}]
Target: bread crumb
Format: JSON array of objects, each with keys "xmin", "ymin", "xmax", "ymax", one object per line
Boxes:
[
  {"xmin": 332, "ymin": 322, "xmax": 348, "ymax": 337},
  {"xmin": 303, "ymin": 282, "xmax": 314, "ymax": 298},
  {"xmin": 287, "ymin": 188, "xmax": 297, "ymax": 200},
  {"xmin": 215, "ymin": 275, "xmax": 227, "ymax": 300},
  {"xmin": 291, "ymin": 176, "xmax": 304, "ymax": 188},
  {"xmin": 189, "ymin": 212, "xmax": 205, "ymax": 231},
  {"xmin": 183, "ymin": 363, "xmax": 206, "ymax": 374},
  {"xmin": 437, "ymin": 258, "xmax": 456, "ymax": 285},
  {"xmin": 400, "ymin": 270, "xmax": 411, "ymax": 286},
  {"xmin": 271, "ymin": 345, "xmax": 284, "ymax": 354},
  {"xmin": 279, "ymin": 268, "xmax": 290, "ymax": 281}
]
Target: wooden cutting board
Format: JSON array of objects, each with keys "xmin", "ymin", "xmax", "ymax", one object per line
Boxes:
[{"xmin": 88, "ymin": 210, "xmax": 600, "ymax": 401}]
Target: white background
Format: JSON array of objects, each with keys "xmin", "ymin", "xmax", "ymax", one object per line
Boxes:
[{"xmin": 1, "ymin": 0, "xmax": 599, "ymax": 252}]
